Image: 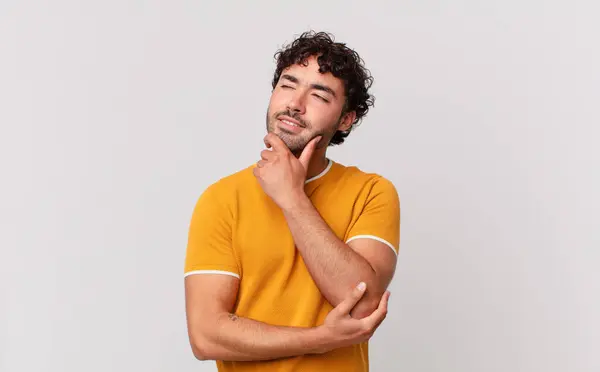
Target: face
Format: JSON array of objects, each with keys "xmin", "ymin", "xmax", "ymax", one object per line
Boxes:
[{"xmin": 266, "ymin": 56, "xmax": 354, "ymax": 155}]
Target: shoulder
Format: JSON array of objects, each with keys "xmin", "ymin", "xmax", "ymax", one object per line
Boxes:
[
  {"xmin": 334, "ymin": 161, "xmax": 399, "ymax": 198},
  {"xmin": 194, "ymin": 164, "xmax": 257, "ymax": 206}
]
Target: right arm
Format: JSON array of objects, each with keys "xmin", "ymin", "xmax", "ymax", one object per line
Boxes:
[
  {"xmin": 184, "ymin": 273, "xmax": 326, "ymax": 361},
  {"xmin": 184, "ymin": 274, "xmax": 390, "ymax": 362}
]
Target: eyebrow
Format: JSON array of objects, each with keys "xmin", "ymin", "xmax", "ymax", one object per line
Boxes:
[{"xmin": 281, "ymin": 74, "xmax": 337, "ymax": 98}]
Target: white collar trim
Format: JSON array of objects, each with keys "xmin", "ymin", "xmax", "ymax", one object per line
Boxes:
[{"xmin": 305, "ymin": 159, "xmax": 333, "ymax": 184}]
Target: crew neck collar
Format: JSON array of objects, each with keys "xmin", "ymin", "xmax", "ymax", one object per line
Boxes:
[{"xmin": 305, "ymin": 159, "xmax": 333, "ymax": 184}]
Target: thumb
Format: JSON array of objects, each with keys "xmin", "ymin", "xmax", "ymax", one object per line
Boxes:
[
  {"xmin": 333, "ymin": 282, "xmax": 367, "ymax": 315},
  {"xmin": 298, "ymin": 136, "xmax": 321, "ymax": 170}
]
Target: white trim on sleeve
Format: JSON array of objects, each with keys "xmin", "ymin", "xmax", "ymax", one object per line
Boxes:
[
  {"xmin": 184, "ymin": 270, "xmax": 240, "ymax": 279},
  {"xmin": 346, "ymin": 235, "xmax": 398, "ymax": 256}
]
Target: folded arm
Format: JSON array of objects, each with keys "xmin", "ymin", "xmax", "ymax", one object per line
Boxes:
[
  {"xmin": 184, "ymin": 273, "xmax": 389, "ymax": 362},
  {"xmin": 185, "ymin": 273, "xmax": 329, "ymax": 362},
  {"xmin": 281, "ymin": 179, "xmax": 400, "ymax": 319}
]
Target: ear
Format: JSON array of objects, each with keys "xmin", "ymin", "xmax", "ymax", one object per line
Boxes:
[{"xmin": 337, "ymin": 111, "xmax": 356, "ymax": 132}]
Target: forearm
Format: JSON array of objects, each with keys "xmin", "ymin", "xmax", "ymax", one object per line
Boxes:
[
  {"xmin": 281, "ymin": 194, "xmax": 381, "ymax": 315},
  {"xmin": 194, "ymin": 312, "xmax": 328, "ymax": 362}
]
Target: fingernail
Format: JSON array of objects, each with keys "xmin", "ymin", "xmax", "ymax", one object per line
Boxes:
[{"xmin": 357, "ymin": 282, "xmax": 366, "ymax": 291}]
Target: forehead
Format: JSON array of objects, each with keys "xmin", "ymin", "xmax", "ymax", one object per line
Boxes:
[{"xmin": 281, "ymin": 56, "xmax": 345, "ymax": 95}]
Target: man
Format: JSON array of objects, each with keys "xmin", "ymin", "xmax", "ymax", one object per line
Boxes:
[{"xmin": 184, "ymin": 31, "xmax": 400, "ymax": 371}]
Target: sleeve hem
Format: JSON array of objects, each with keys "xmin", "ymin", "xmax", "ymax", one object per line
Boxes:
[
  {"xmin": 184, "ymin": 269, "xmax": 240, "ymax": 279},
  {"xmin": 346, "ymin": 234, "xmax": 398, "ymax": 256}
]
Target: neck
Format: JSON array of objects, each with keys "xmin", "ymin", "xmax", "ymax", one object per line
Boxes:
[{"xmin": 301, "ymin": 150, "xmax": 329, "ymax": 181}]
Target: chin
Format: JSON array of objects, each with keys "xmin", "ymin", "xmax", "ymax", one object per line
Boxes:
[{"xmin": 281, "ymin": 135, "xmax": 306, "ymax": 153}]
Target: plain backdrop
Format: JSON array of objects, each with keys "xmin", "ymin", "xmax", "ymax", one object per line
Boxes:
[{"xmin": 1, "ymin": 1, "xmax": 598, "ymax": 371}]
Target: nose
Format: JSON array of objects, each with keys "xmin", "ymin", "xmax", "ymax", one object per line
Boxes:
[{"xmin": 287, "ymin": 91, "xmax": 306, "ymax": 115}]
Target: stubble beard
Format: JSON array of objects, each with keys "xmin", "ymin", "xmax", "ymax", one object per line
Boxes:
[
  {"xmin": 265, "ymin": 110, "xmax": 335, "ymax": 156},
  {"xmin": 265, "ymin": 111, "xmax": 312, "ymax": 155}
]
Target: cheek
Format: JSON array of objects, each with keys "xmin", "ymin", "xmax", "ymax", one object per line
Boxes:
[
  {"xmin": 316, "ymin": 108, "xmax": 343, "ymax": 129},
  {"xmin": 268, "ymin": 95, "xmax": 286, "ymax": 114}
]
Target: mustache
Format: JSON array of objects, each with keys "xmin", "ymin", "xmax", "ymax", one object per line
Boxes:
[{"xmin": 275, "ymin": 110, "xmax": 309, "ymax": 128}]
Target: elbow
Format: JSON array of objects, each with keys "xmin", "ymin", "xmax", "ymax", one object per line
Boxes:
[
  {"xmin": 349, "ymin": 283, "xmax": 386, "ymax": 319},
  {"xmin": 189, "ymin": 332, "xmax": 218, "ymax": 361},
  {"xmin": 190, "ymin": 339, "xmax": 211, "ymax": 361},
  {"xmin": 188, "ymin": 312, "xmax": 232, "ymax": 361},
  {"xmin": 191, "ymin": 344, "xmax": 211, "ymax": 361},
  {"xmin": 350, "ymin": 296, "xmax": 381, "ymax": 319}
]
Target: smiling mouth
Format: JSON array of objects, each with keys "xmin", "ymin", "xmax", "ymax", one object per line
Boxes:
[
  {"xmin": 277, "ymin": 114, "xmax": 306, "ymax": 128},
  {"xmin": 279, "ymin": 119, "xmax": 303, "ymax": 128}
]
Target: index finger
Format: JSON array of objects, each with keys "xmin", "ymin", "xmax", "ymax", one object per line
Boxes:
[{"xmin": 264, "ymin": 133, "xmax": 289, "ymax": 154}]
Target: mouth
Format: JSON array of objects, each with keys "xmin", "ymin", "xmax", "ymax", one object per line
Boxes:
[{"xmin": 277, "ymin": 115, "xmax": 305, "ymax": 128}]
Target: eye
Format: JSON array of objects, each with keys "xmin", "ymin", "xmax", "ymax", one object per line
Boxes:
[
  {"xmin": 281, "ymin": 84, "xmax": 293, "ymax": 89},
  {"xmin": 313, "ymin": 94, "xmax": 329, "ymax": 103}
]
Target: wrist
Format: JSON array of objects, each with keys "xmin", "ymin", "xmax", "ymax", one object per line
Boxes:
[
  {"xmin": 309, "ymin": 325, "xmax": 335, "ymax": 355},
  {"xmin": 280, "ymin": 189, "xmax": 310, "ymax": 212}
]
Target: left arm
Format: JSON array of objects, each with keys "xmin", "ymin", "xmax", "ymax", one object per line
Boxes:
[{"xmin": 281, "ymin": 191, "xmax": 398, "ymax": 319}]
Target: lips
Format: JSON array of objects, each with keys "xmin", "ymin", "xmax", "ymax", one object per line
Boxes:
[{"xmin": 277, "ymin": 115, "xmax": 305, "ymax": 128}]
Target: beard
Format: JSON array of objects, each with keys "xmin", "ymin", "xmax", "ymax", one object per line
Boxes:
[{"xmin": 265, "ymin": 109, "xmax": 336, "ymax": 155}]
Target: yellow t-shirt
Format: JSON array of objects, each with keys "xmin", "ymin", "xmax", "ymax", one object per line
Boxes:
[{"xmin": 184, "ymin": 159, "xmax": 400, "ymax": 372}]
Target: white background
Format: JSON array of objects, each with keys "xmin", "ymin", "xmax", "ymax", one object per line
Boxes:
[{"xmin": 1, "ymin": 1, "xmax": 598, "ymax": 371}]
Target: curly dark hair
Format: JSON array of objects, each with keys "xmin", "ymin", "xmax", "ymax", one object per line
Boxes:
[{"xmin": 271, "ymin": 31, "xmax": 375, "ymax": 146}]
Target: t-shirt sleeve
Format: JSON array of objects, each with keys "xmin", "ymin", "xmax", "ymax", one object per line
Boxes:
[
  {"xmin": 184, "ymin": 183, "xmax": 241, "ymax": 279},
  {"xmin": 345, "ymin": 177, "xmax": 401, "ymax": 255}
]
